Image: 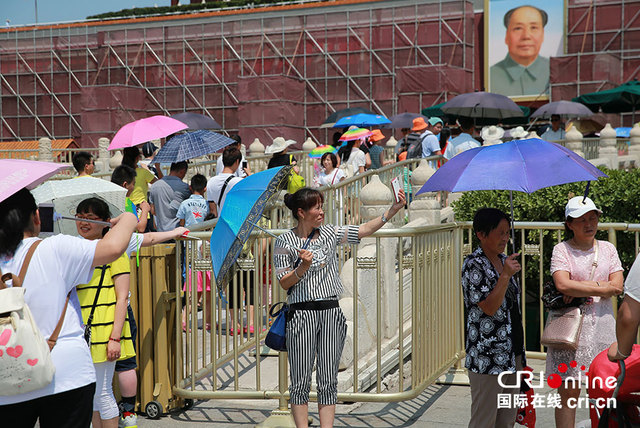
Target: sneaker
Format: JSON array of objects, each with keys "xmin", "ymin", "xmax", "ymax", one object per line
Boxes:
[{"xmin": 119, "ymin": 411, "xmax": 138, "ymax": 428}]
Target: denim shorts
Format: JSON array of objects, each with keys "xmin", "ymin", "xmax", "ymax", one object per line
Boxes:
[{"xmin": 115, "ymin": 304, "xmax": 137, "ymax": 372}]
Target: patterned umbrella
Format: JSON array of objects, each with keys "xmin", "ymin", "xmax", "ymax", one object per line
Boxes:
[
  {"xmin": 338, "ymin": 128, "xmax": 373, "ymax": 142},
  {"xmin": 308, "ymin": 145, "xmax": 338, "ymax": 158},
  {"xmin": 152, "ymin": 130, "xmax": 235, "ymax": 163},
  {"xmin": 210, "ymin": 166, "xmax": 292, "ymax": 291}
]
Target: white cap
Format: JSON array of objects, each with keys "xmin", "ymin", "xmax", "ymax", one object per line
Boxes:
[{"xmin": 565, "ymin": 196, "xmax": 602, "ymax": 219}]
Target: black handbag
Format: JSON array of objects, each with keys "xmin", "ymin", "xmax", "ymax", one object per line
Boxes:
[{"xmin": 541, "ymin": 280, "xmax": 586, "ymax": 311}]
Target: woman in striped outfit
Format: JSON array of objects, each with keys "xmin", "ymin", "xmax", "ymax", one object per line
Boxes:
[{"xmin": 274, "ymin": 187, "xmax": 406, "ymax": 428}]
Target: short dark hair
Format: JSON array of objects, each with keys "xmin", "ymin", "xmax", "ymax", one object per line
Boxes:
[
  {"xmin": 230, "ymin": 134, "xmax": 242, "ymax": 145},
  {"xmin": 0, "ymin": 188, "xmax": 37, "ymax": 258},
  {"xmin": 222, "ymin": 147, "xmax": 242, "ymax": 167},
  {"xmin": 76, "ymin": 197, "xmax": 111, "ymax": 221},
  {"xmin": 551, "ymin": 114, "xmax": 561, "ymax": 121},
  {"xmin": 122, "ymin": 147, "xmax": 141, "ymax": 169},
  {"xmin": 190, "ymin": 174, "xmax": 207, "ymax": 193},
  {"xmin": 503, "ymin": 5, "xmax": 548, "ymax": 28},
  {"xmin": 457, "ymin": 117, "xmax": 474, "ymax": 131},
  {"xmin": 283, "ymin": 188, "xmax": 324, "ymax": 220},
  {"xmin": 72, "ymin": 151, "xmax": 94, "ymax": 173},
  {"xmin": 170, "ymin": 161, "xmax": 188, "ymax": 172},
  {"xmin": 320, "ymin": 152, "xmax": 338, "ymax": 168},
  {"xmin": 473, "ymin": 208, "xmax": 510, "ymax": 237},
  {"xmin": 111, "ymin": 164, "xmax": 136, "ymax": 187}
]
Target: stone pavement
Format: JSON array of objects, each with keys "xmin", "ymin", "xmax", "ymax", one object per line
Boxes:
[{"xmin": 137, "ymin": 358, "xmax": 593, "ymax": 427}]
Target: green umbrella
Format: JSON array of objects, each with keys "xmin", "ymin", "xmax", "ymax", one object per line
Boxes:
[{"xmin": 573, "ymin": 79, "xmax": 640, "ymax": 122}]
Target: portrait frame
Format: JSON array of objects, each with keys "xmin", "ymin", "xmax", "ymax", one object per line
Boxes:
[{"xmin": 484, "ymin": 0, "xmax": 566, "ymax": 101}]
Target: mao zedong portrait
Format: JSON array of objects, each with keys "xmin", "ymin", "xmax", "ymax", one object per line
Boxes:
[{"xmin": 490, "ymin": 5, "xmax": 549, "ymax": 97}]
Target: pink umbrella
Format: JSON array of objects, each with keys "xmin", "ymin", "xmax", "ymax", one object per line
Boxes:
[
  {"xmin": 108, "ymin": 115, "xmax": 188, "ymax": 151},
  {"xmin": 0, "ymin": 159, "xmax": 70, "ymax": 202}
]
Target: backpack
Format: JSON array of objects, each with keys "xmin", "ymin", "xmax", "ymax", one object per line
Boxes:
[
  {"xmin": 0, "ymin": 240, "xmax": 67, "ymax": 396},
  {"xmin": 406, "ymin": 132, "xmax": 428, "ymax": 159},
  {"xmin": 287, "ymin": 155, "xmax": 306, "ymax": 193}
]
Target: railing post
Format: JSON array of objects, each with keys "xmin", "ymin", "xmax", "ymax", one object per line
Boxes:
[
  {"xmin": 249, "ymin": 138, "xmax": 266, "ymax": 173},
  {"xmin": 599, "ymin": 123, "xmax": 618, "ymax": 168},
  {"xmin": 301, "ymin": 137, "xmax": 317, "ymax": 186},
  {"xmin": 96, "ymin": 137, "xmax": 112, "ymax": 174},
  {"xmin": 38, "ymin": 137, "xmax": 53, "ymax": 162},
  {"xmin": 565, "ymin": 125, "xmax": 584, "ymax": 158},
  {"xmin": 409, "ymin": 160, "xmax": 439, "ymax": 223},
  {"xmin": 629, "ymin": 124, "xmax": 640, "ymax": 162}
]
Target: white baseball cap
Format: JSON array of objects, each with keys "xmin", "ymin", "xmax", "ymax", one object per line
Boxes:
[{"xmin": 565, "ymin": 196, "xmax": 602, "ymax": 219}]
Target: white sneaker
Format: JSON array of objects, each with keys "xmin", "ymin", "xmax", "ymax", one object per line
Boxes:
[{"xmin": 119, "ymin": 412, "xmax": 138, "ymax": 428}]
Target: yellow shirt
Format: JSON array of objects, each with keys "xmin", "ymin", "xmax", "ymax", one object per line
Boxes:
[
  {"xmin": 76, "ymin": 253, "xmax": 136, "ymax": 363},
  {"xmin": 129, "ymin": 167, "xmax": 155, "ymax": 205}
]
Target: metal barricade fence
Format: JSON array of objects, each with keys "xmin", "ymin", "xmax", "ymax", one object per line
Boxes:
[
  {"xmin": 128, "ymin": 220, "xmax": 640, "ymax": 418},
  {"xmin": 173, "ymin": 223, "xmax": 466, "ymax": 414}
]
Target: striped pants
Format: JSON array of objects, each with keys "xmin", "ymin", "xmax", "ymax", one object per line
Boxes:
[{"xmin": 286, "ymin": 306, "xmax": 347, "ymax": 405}]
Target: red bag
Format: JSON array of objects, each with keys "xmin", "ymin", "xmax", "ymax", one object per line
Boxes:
[{"xmin": 516, "ymin": 366, "xmax": 536, "ymax": 427}]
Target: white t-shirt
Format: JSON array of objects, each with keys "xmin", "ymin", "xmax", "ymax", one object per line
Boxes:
[
  {"xmin": 625, "ymin": 254, "xmax": 640, "ymax": 303},
  {"xmin": 346, "ymin": 149, "xmax": 366, "ymax": 175},
  {"xmin": 0, "ymin": 235, "xmax": 98, "ymax": 405},
  {"xmin": 216, "ymin": 155, "xmax": 246, "ymax": 177},
  {"xmin": 206, "ymin": 173, "xmax": 243, "ymax": 213},
  {"xmin": 315, "ymin": 168, "xmax": 346, "ymax": 187}
]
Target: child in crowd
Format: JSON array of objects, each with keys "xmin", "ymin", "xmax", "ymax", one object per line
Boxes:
[
  {"xmin": 72, "ymin": 151, "xmax": 95, "ymax": 177},
  {"xmin": 74, "ymin": 198, "xmax": 136, "ymax": 428},
  {"xmin": 177, "ymin": 174, "xmax": 212, "ymax": 331},
  {"xmin": 111, "ymin": 165, "xmax": 149, "ymax": 233}
]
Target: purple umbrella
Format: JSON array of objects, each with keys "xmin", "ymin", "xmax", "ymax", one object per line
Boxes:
[
  {"xmin": 170, "ymin": 112, "xmax": 221, "ymax": 130},
  {"xmin": 530, "ymin": 101, "xmax": 593, "ymax": 119},
  {"xmin": 441, "ymin": 92, "xmax": 523, "ymax": 119},
  {"xmin": 416, "ymin": 138, "xmax": 607, "ymax": 248},
  {"xmin": 385, "ymin": 113, "xmax": 428, "ymax": 129}
]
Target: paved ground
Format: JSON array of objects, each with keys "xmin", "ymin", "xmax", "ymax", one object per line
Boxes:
[{"xmin": 137, "ymin": 358, "xmax": 593, "ymax": 427}]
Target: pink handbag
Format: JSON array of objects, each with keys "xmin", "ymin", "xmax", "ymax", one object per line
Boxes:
[{"xmin": 540, "ymin": 241, "xmax": 598, "ymax": 351}]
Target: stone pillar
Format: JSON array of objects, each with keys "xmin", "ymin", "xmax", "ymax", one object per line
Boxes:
[
  {"xmin": 386, "ymin": 135, "xmax": 398, "ymax": 149},
  {"xmin": 248, "ymin": 138, "xmax": 266, "ymax": 173},
  {"xmin": 339, "ymin": 175, "xmax": 398, "ymax": 369},
  {"xmin": 565, "ymin": 126, "xmax": 584, "ymax": 158},
  {"xmin": 629, "ymin": 123, "xmax": 640, "ymax": 160},
  {"xmin": 38, "ymin": 137, "xmax": 53, "ymax": 162},
  {"xmin": 599, "ymin": 123, "xmax": 618, "ymax": 168},
  {"xmin": 409, "ymin": 160, "xmax": 440, "ymax": 223},
  {"xmin": 109, "ymin": 150, "xmax": 123, "ymax": 169},
  {"xmin": 95, "ymin": 137, "xmax": 111, "ymax": 174},
  {"xmin": 302, "ymin": 137, "xmax": 316, "ymax": 151}
]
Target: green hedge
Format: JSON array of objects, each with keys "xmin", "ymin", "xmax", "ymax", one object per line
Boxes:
[{"xmin": 87, "ymin": 1, "xmax": 316, "ymax": 20}]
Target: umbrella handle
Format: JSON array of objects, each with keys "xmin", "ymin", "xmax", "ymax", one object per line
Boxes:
[{"xmin": 54, "ymin": 213, "xmax": 111, "ymax": 227}]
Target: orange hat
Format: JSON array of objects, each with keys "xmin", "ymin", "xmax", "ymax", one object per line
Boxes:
[
  {"xmin": 412, "ymin": 117, "xmax": 428, "ymax": 132},
  {"xmin": 370, "ymin": 129, "xmax": 385, "ymax": 142}
]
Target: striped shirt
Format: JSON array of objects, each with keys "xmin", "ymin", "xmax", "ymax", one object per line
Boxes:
[{"xmin": 274, "ymin": 224, "xmax": 360, "ymax": 304}]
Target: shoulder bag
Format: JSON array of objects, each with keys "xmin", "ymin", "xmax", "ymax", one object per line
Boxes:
[
  {"xmin": 83, "ymin": 265, "xmax": 108, "ymax": 346},
  {"xmin": 541, "ymin": 241, "xmax": 598, "ymax": 350}
]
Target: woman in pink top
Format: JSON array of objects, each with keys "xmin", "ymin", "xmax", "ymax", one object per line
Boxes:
[{"xmin": 547, "ymin": 196, "xmax": 623, "ymax": 428}]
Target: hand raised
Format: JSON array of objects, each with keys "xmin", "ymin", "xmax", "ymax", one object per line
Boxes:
[{"xmin": 502, "ymin": 253, "xmax": 521, "ymax": 277}]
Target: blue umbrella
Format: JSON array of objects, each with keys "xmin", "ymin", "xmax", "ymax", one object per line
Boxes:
[
  {"xmin": 334, "ymin": 113, "xmax": 391, "ymax": 128},
  {"xmin": 417, "ymin": 138, "xmax": 608, "ymax": 249},
  {"xmin": 210, "ymin": 165, "xmax": 292, "ymax": 291},
  {"xmin": 615, "ymin": 127, "xmax": 632, "ymax": 138},
  {"xmin": 152, "ymin": 130, "xmax": 234, "ymax": 163}
]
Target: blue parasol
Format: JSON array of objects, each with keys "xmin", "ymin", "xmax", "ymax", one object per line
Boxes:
[
  {"xmin": 210, "ymin": 165, "xmax": 292, "ymax": 290},
  {"xmin": 334, "ymin": 113, "xmax": 391, "ymax": 128},
  {"xmin": 152, "ymin": 130, "xmax": 234, "ymax": 163}
]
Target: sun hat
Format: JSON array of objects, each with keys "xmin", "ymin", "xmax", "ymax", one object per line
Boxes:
[
  {"xmin": 428, "ymin": 117, "xmax": 443, "ymax": 127},
  {"xmin": 481, "ymin": 125, "xmax": 505, "ymax": 142},
  {"xmin": 509, "ymin": 126, "xmax": 528, "ymax": 139},
  {"xmin": 565, "ymin": 196, "xmax": 602, "ymax": 219},
  {"xmin": 412, "ymin": 117, "xmax": 428, "ymax": 132},
  {"xmin": 265, "ymin": 137, "xmax": 295, "ymax": 154},
  {"xmin": 369, "ymin": 129, "xmax": 385, "ymax": 142}
]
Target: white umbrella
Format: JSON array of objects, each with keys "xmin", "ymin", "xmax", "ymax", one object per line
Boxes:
[{"xmin": 32, "ymin": 177, "xmax": 126, "ymax": 236}]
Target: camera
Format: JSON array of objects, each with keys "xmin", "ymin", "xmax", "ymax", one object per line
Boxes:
[{"xmin": 38, "ymin": 203, "xmax": 55, "ymax": 233}]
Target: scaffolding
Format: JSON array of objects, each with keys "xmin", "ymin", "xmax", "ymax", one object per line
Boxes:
[
  {"xmin": 0, "ymin": 0, "xmax": 475, "ymax": 146},
  {"xmin": 551, "ymin": 0, "xmax": 640, "ymax": 125}
]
